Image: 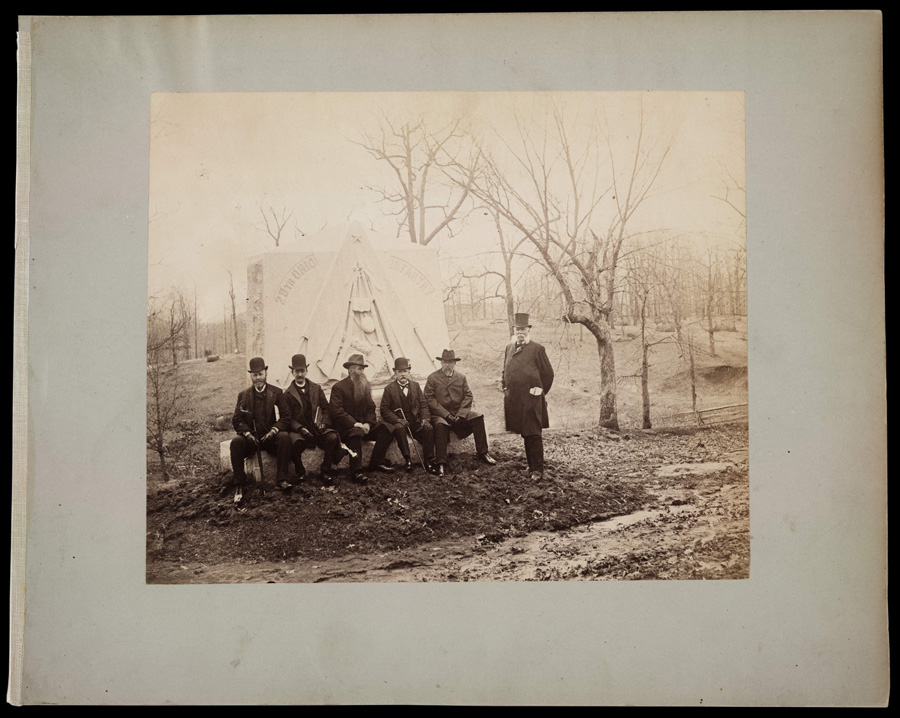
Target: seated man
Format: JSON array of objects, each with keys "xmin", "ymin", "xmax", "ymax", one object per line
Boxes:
[
  {"xmin": 424, "ymin": 349, "xmax": 497, "ymax": 477},
  {"xmin": 329, "ymin": 353, "xmax": 395, "ymax": 483},
  {"xmin": 230, "ymin": 356, "xmax": 291, "ymax": 502},
  {"xmin": 281, "ymin": 353, "xmax": 346, "ymax": 488},
  {"xmin": 380, "ymin": 357, "xmax": 435, "ymax": 473}
]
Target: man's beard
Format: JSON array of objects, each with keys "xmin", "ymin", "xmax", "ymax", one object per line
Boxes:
[{"xmin": 351, "ymin": 372, "xmax": 371, "ymax": 404}]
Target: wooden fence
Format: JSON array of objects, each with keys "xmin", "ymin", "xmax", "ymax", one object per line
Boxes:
[{"xmin": 655, "ymin": 403, "xmax": 749, "ymax": 428}]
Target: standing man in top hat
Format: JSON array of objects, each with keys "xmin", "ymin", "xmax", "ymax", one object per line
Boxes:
[
  {"xmin": 425, "ymin": 349, "xmax": 497, "ymax": 477},
  {"xmin": 329, "ymin": 353, "xmax": 395, "ymax": 483},
  {"xmin": 230, "ymin": 356, "xmax": 292, "ymax": 499},
  {"xmin": 502, "ymin": 313, "xmax": 554, "ymax": 479},
  {"xmin": 381, "ymin": 357, "xmax": 435, "ymax": 473},
  {"xmin": 282, "ymin": 353, "xmax": 345, "ymax": 488}
]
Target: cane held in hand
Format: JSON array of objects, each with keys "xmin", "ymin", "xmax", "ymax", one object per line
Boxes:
[
  {"xmin": 240, "ymin": 406, "xmax": 267, "ymax": 494},
  {"xmin": 397, "ymin": 408, "xmax": 427, "ymax": 471}
]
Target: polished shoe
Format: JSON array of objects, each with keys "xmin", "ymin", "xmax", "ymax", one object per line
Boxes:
[
  {"xmin": 370, "ymin": 463, "xmax": 395, "ymax": 473},
  {"xmin": 478, "ymin": 452, "xmax": 497, "ymax": 466},
  {"xmin": 233, "ymin": 485, "xmax": 244, "ymax": 503},
  {"xmin": 341, "ymin": 442, "xmax": 358, "ymax": 459},
  {"xmin": 530, "ymin": 471, "xmax": 543, "ymax": 481},
  {"xmin": 426, "ymin": 461, "xmax": 438, "ymax": 475},
  {"xmin": 404, "ymin": 458, "xmax": 413, "ymax": 472},
  {"xmin": 437, "ymin": 463, "xmax": 447, "ymax": 477},
  {"xmin": 351, "ymin": 472, "xmax": 369, "ymax": 484},
  {"xmin": 278, "ymin": 480, "xmax": 292, "ymax": 491}
]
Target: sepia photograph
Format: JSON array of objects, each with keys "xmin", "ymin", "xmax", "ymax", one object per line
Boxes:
[
  {"xmin": 16, "ymin": 12, "xmax": 885, "ymax": 706},
  {"xmin": 146, "ymin": 91, "xmax": 748, "ymax": 583}
]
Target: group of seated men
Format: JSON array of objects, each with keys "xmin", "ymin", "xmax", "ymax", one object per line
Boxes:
[{"xmin": 230, "ymin": 350, "xmax": 497, "ymax": 499}]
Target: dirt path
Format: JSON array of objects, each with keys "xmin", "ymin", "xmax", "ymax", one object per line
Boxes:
[{"xmin": 147, "ymin": 454, "xmax": 749, "ymax": 583}]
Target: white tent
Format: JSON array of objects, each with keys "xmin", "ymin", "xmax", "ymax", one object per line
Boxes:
[{"xmin": 247, "ymin": 222, "xmax": 450, "ymax": 391}]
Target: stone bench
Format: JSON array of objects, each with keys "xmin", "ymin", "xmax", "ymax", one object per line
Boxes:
[{"xmin": 218, "ymin": 431, "xmax": 485, "ymax": 482}]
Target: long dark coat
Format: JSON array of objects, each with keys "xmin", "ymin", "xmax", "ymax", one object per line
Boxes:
[
  {"xmin": 381, "ymin": 379, "xmax": 431, "ymax": 430},
  {"xmin": 283, "ymin": 380, "xmax": 332, "ymax": 434},
  {"xmin": 502, "ymin": 340, "xmax": 554, "ymax": 436},
  {"xmin": 231, "ymin": 384, "xmax": 289, "ymax": 436},
  {"xmin": 329, "ymin": 376, "xmax": 381, "ymax": 433},
  {"xmin": 424, "ymin": 369, "xmax": 483, "ymax": 423}
]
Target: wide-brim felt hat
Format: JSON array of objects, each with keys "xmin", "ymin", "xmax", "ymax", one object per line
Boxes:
[
  {"xmin": 248, "ymin": 357, "xmax": 268, "ymax": 372},
  {"xmin": 343, "ymin": 353, "xmax": 369, "ymax": 369},
  {"xmin": 289, "ymin": 354, "xmax": 308, "ymax": 370},
  {"xmin": 393, "ymin": 357, "xmax": 411, "ymax": 371},
  {"xmin": 436, "ymin": 349, "xmax": 461, "ymax": 362}
]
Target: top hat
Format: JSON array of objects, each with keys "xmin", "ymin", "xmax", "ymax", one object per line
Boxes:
[
  {"xmin": 248, "ymin": 357, "xmax": 268, "ymax": 373},
  {"xmin": 393, "ymin": 357, "xmax": 411, "ymax": 371},
  {"xmin": 342, "ymin": 353, "xmax": 369, "ymax": 369},
  {"xmin": 513, "ymin": 313, "xmax": 532, "ymax": 328},
  {"xmin": 436, "ymin": 349, "xmax": 462, "ymax": 363},
  {"xmin": 289, "ymin": 354, "xmax": 308, "ymax": 370}
]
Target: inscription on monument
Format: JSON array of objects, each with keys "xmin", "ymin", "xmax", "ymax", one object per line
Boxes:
[
  {"xmin": 274, "ymin": 255, "xmax": 319, "ymax": 305},
  {"xmin": 387, "ymin": 256, "xmax": 434, "ymax": 295}
]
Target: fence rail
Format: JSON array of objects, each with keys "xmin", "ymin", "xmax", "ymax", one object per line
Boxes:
[{"xmin": 656, "ymin": 402, "xmax": 748, "ymax": 428}]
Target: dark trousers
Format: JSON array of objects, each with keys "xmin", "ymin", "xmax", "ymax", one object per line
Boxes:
[
  {"xmin": 391, "ymin": 422, "xmax": 434, "ymax": 463},
  {"xmin": 433, "ymin": 415, "xmax": 489, "ymax": 464},
  {"xmin": 230, "ymin": 432, "xmax": 292, "ymax": 485},
  {"xmin": 340, "ymin": 424, "xmax": 393, "ymax": 473},
  {"xmin": 523, "ymin": 433, "xmax": 545, "ymax": 472},
  {"xmin": 289, "ymin": 428, "xmax": 341, "ymax": 478}
]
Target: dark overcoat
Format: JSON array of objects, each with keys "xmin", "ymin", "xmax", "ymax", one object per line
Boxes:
[
  {"xmin": 502, "ymin": 340, "xmax": 554, "ymax": 436},
  {"xmin": 283, "ymin": 380, "xmax": 332, "ymax": 435},
  {"xmin": 231, "ymin": 384, "xmax": 289, "ymax": 436},
  {"xmin": 329, "ymin": 376, "xmax": 380, "ymax": 433},
  {"xmin": 381, "ymin": 379, "xmax": 431, "ymax": 430},
  {"xmin": 424, "ymin": 369, "xmax": 483, "ymax": 423}
]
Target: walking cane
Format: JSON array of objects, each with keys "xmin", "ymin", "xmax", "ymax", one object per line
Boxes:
[
  {"xmin": 397, "ymin": 408, "xmax": 427, "ymax": 471},
  {"xmin": 240, "ymin": 406, "xmax": 267, "ymax": 496}
]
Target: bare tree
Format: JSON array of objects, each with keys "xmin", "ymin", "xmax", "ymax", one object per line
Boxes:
[
  {"xmin": 354, "ymin": 115, "xmax": 479, "ymax": 245},
  {"xmin": 146, "ymin": 291, "xmax": 191, "ymax": 480},
  {"xmin": 253, "ymin": 198, "xmax": 294, "ymax": 247},
  {"xmin": 227, "ymin": 270, "xmax": 240, "ymax": 354},
  {"xmin": 453, "ymin": 100, "xmax": 675, "ymax": 430}
]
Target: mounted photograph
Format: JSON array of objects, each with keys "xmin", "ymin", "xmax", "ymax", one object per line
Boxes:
[{"xmin": 146, "ymin": 91, "xmax": 748, "ymax": 583}]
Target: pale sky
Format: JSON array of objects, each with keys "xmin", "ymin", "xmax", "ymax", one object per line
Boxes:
[{"xmin": 148, "ymin": 91, "xmax": 745, "ymax": 320}]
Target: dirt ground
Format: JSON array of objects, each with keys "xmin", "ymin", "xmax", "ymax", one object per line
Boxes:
[
  {"xmin": 147, "ymin": 424, "xmax": 749, "ymax": 583},
  {"xmin": 147, "ymin": 318, "xmax": 749, "ymax": 583}
]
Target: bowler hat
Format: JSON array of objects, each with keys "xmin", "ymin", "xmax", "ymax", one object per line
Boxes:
[
  {"xmin": 393, "ymin": 357, "xmax": 411, "ymax": 371},
  {"xmin": 436, "ymin": 349, "xmax": 462, "ymax": 362},
  {"xmin": 289, "ymin": 354, "xmax": 308, "ymax": 370},
  {"xmin": 248, "ymin": 357, "xmax": 268, "ymax": 373},
  {"xmin": 513, "ymin": 313, "xmax": 532, "ymax": 328},
  {"xmin": 342, "ymin": 353, "xmax": 368, "ymax": 369}
]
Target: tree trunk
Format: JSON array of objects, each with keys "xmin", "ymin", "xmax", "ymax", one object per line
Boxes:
[
  {"xmin": 687, "ymin": 336, "xmax": 698, "ymax": 419},
  {"xmin": 706, "ymin": 300, "xmax": 717, "ymax": 357},
  {"xmin": 598, "ymin": 337, "xmax": 619, "ymax": 430},
  {"xmin": 504, "ymin": 261, "xmax": 515, "ymax": 336},
  {"xmin": 640, "ymin": 299, "xmax": 651, "ymax": 429}
]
